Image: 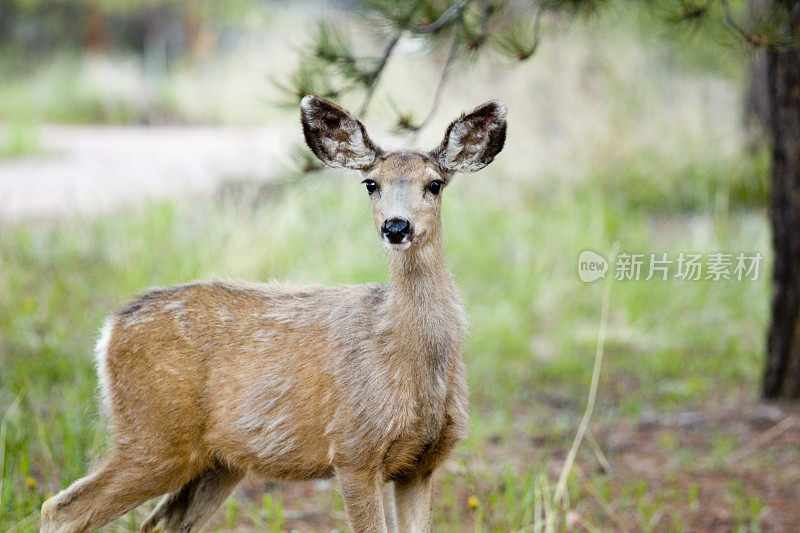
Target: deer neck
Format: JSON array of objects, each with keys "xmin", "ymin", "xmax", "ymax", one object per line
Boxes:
[
  {"xmin": 385, "ymin": 225, "xmax": 465, "ymax": 355},
  {"xmin": 388, "ymin": 229, "xmax": 450, "ymax": 301}
]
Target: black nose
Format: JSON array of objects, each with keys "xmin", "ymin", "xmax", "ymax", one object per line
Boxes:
[{"xmin": 382, "ymin": 218, "xmax": 411, "ymax": 243}]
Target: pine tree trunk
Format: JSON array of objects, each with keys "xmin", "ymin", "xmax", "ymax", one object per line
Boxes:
[{"xmin": 764, "ymin": 0, "xmax": 800, "ymax": 398}]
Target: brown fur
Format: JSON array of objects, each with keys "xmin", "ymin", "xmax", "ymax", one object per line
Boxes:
[{"xmin": 40, "ymin": 96, "xmax": 506, "ymax": 533}]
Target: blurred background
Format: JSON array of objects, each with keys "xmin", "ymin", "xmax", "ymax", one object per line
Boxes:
[{"xmin": 1, "ymin": 0, "xmax": 799, "ymax": 531}]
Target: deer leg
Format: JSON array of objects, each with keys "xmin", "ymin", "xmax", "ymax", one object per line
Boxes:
[
  {"xmin": 335, "ymin": 467, "xmax": 388, "ymax": 533},
  {"xmin": 383, "ymin": 484, "xmax": 397, "ymax": 531},
  {"xmin": 393, "ymin": 473, "xmax": 433, "ymax": 533},
  {"xmin": 140, "ymin": 461, "xmax": 243, "ymax": 533},
  {"xmin": 40, "ymin": 456, "xmax": 192, "ymax": 533}
]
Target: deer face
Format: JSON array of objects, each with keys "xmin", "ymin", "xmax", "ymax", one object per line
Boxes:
[
  {"xmin": 300, "ymin": 96, "xmax": 506, "ymax": 251},
  {"xmin": 360, "ymin": 152, "xmax": 444, "ymax": 250}
]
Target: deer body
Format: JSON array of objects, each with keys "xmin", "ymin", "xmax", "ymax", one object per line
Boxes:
[{"xmin": 41, "ymin": 96, "xmax": 506, "ymax": 533}]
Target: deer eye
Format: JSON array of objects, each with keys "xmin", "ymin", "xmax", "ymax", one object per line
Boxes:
[
  {"xmin": 362, "ymin": 179, "xmax": 378, "ymax": 194},
  {"xmin": 427, "ymin": 180, "xmax": 444, "ymax": 196}
]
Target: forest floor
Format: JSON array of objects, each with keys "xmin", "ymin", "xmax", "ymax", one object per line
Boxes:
[{"xmin": 214, "ymin": 395, "xmax": 800, "ymax": 532}]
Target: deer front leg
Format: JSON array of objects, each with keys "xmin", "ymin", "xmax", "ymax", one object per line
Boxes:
[
  {"xmin": 393, "ymin": 473, "xmax": 433, "ymax": 533},
  {"xmin": 335, "ymin": 467, "xmax": 388, "ymax": 533},
  {"xmin": 40, "ymin": 456, "xmax": 189, "ymax": 533}
]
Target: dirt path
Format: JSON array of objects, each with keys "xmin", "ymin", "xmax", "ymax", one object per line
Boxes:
[{"xmin": 0, "ymin": 125, "xmax": 292, "ymax": 221}]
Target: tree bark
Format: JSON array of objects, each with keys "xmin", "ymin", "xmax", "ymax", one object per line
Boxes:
[{"xmin": 764, "ymin": 0, "xmax": 800, "ymax": 398}]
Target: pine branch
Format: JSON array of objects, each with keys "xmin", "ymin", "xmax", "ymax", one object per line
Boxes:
[
  {"xmin": 420, "ymin": 35, "xmax": 459, "ymax": 128},
  {"xmin": 417, "ymin": 0, "xmax": 473, "ymax": 33},
  {"xmin": 719, "ymin": 0, "xmax": 763, "ymax": 46},
  {"xmin": 358, "ymin": 0, "xmax": 427, "ymax": 117},
  {"xmin": 289, "ymin": 143, "xmax": 324, "ymax": 174},
  {"xmin": 452, "ymin": 1, "xmax": 497, "ymax": 53},
  {"xmin": 494, "ymin": 5, "xmax": 544, "ymax": 61},
  {"xmin": 540, "ymin": 0, "xmax": 611, "ymax": 16},
  {"xmin": 358, "ymin": 33, "xmax": 402, "ymax": 117},
  {"xmin": 403, "ymin": 35, "xmax": 460, "ymax": 139},
  {"xmin": 275, "ymin": 0, "xmax": 800, "ymax": 180},
  {"xmin": 719, "ymin": 0, "xmax": 799, "ymax": 50},
  {"xmin": 313, "ymin": 23, "xmax": 376, "ymax": 86},
  {"xmin": 272, "ymin": 60, "xmax": 340, "ymax": 107}
]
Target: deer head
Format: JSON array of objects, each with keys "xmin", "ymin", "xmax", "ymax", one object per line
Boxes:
[{"xmin": 301, "ymin": 95, "xmax": 506, "ymax": 250}]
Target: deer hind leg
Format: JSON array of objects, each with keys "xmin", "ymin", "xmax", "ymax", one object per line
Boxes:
[
  {"xmin": 335, "ymin": 467, "xmax": 388, "ymax": 533},
  {"xmin": 140, "ymin": 461, "xmax": 243, "ymax": 533},
  {"xmin": 40, "ymin": 455, "xmax": 193, "ymax": 533},
  {"xmin": 393, "ymin": 473, "xmax": 433, "ymax": 533}
]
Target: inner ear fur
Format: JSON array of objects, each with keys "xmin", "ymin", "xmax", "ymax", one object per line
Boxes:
[
  {"xmin": 431, "ymin": 100, "xmax": 507, "ymax": 174},
  {"xmin": 300, "ymin": 95, "xmax": 382, "ymax": 171}
]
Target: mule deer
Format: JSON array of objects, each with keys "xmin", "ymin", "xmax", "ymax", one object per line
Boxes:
[{"xmin": 40, "ymin": 95, "xmax": 506, "ymax": 533}]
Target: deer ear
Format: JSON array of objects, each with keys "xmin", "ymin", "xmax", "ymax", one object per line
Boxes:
[
  {"xmin": 431, "ymin": 101, "xmax": 506, "ymax": 174},
  {"xmin": 300, "ymin": 95, "xmax": 381, "ymax": 171}
]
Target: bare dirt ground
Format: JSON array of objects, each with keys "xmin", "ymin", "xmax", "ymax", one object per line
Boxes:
[
  {"xmin": 588, "ymin": 402, "xmax": 800, "ymax": 531},
  {"xmin": 0, "ymin": 125, "xmax": 291, "ymax": 221}
]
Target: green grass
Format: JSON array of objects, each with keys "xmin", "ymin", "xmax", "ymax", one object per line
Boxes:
[
  {"xmin": 0, "ymin": 53, "xmax": 154, "ymax": 126},
  {"xmin": 0, "ymin": 157, "xmax": 772, "ymax": 529},
  {"xmin": 0, "ymin": 123, "xmax": 46, "ymax": 159}
]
